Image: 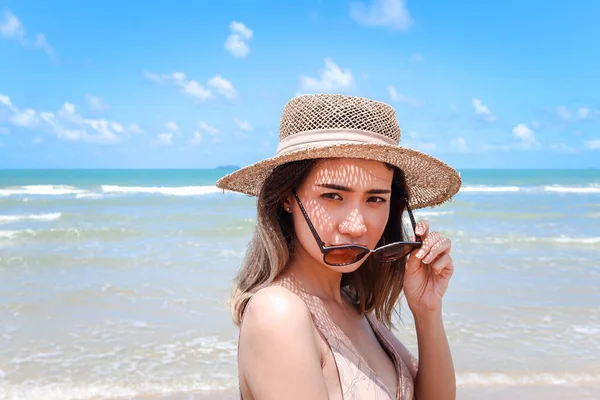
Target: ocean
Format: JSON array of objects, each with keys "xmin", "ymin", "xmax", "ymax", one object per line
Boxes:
[{"xmin": 0, "ymin": 169, "xmax": 599, "ymax": 400}]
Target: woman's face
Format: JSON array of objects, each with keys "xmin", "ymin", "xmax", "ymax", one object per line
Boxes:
[{"xmin": 285, "ymin": 158, "xmax": 394, "ymax": 273}]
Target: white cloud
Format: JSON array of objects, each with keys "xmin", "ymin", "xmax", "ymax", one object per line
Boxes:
[
  {"xmin": 33, "ymin": 33, "xmax": 55, "ymax": 58},
  {"xmin": 584, "ymin": 139, "xmax": 600, "ymax": 150},
  {"xmin": 234, "ymin": 118, "xmax": 253, "ymax": 132},
  {"xmin": 299, "ymin": 58, "xmax": 354, "ymax": 93},
  {"xmin": 0, "ymin": 10, "xmax": 25, "ymax": 39},
  {"xmin": 126, "ymin": 123, "xmax": 143, "ymax": 134},
  {"xmin": 0, "ymin": 10, "xmax": 55, "ymax": 58},
  {"xmin": 156, "ymin": 133, "xmax": 173, "ymax": 145},
  {"xmin": 63, "ymin": 102, "xmax": 76, "ymax": 114},
  {"xmin": 144, "ymin": 71, "xmax": 212, "ymax": 101},
  {"xmin": 11, "ymin": 108, "xmax": 38, "ymax": 127},
  {"xmin": 145, "ymin": 70, "xmax": 237, "ymax": 101},
  {"xmin": 0, "ymin": 94, "xmax": 40, "ymax": 127},
  {"xmin": 207, "ymin": 74, "xmax": 238, "ymax": 99},
  {"xmin": 0, "ymin": 92, "xmax": 136, "ymax": 143},
  {"xmin": 0, "ymin": 93, "xmax": 15, "ymax": 109},
  {"xmin": 350, "ymin": 0, "xmax": 413, "ymax": 30},
  {"xmin": 551, "ymin": 143, "xmax": 576, "ymax": 154},
  {"xmin": 166, "ymin": 121, "xmax": 178, "ymax": 131},
  {"xmin": 387, "ymin": 85, "xmax": 423, "ymax": 106},
  {"xmin": 110, "ymin": 122, "xmax": 124, "ymax": 133},
  {"xmin": 189, "ymin": 132, "xmax": 202, "ymax": 146},
  {"xmin": 512, "ymin": 123, "xmax": 539, "ymax": 149},
  {"xmin": 472, "ymin": 98, "xmax": 496, "ymax": 121},
  {"xmin": 415, "ymin": 142, "xmax": 436, "ymax": 152},
  {"xmin": 577, "ymin": 107, "xmax": 590, "ymax": 119},
  {"xmin": 225, "ymin": 21, "xmax": 253, "ymax": 57},
  {"xmin": 557, "ymin": 105, "xmax": 597, "ymax": 121},
  {"xmin": 450, "ymin": 137, "xmax": 469, "ymax": 152},
  {"xmin": 198, "ymin": 120, "xmax": 219, "ymax": 135},
  {"xmin": 32, "ymin": 136, "xmax": 43, "ymax": 144},
  {"xmin": 86, "ymin": 95, "xmax": 108, "ymax": 111},
  {"xmin": 556, "ymin": 105, "xmax": 572, "ymax": 121},
  {"xmin": 405, "ymin": 130, "xmax": 418, "ymax": 139}
]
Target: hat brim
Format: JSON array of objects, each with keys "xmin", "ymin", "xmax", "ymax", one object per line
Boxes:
[{"xmin": 215, "ymin": 143, "xmax": 462, "ymax": 209}]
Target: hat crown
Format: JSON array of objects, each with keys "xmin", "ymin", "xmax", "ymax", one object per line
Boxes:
[{"xmin": 279, "ymin": 94, "xmax": 401, "ymax": 144}]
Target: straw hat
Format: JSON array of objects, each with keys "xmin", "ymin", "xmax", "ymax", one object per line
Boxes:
[{"xmin": 216, "ymin": 93, "xmax": 461, "ymax": 209}]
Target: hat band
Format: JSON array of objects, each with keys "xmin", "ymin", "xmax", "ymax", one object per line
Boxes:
[{"xmin": 276, "ymin": 129, "xmax": 397, "ymax": 156}]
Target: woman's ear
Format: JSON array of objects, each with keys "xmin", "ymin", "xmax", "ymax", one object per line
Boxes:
[{"xmin": 283, "ymin": 195, "xmax": 294, "ymax": 212}]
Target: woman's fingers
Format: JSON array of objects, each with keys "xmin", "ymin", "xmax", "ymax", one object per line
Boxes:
[
  {"xmin": 430, "ymin": 253, "xmax": 453, "ymax": 276},
  {"xmin": 415, "ymin": 231, "xmax": 451, "ymax": 264},
  {"xmin": 415, "ymin": 220, "xmax": 429, "ymax": 238}
]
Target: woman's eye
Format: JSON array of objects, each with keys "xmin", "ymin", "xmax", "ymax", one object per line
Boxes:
[
  {"xmin": 368, "ymin": 196, "xmax": 387, "ymax": 203},
  {"xmin": 322, "ymin": 193, "xmax": 342, "ymax": 200}
]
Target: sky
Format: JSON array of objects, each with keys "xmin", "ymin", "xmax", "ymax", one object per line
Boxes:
[{"xmin": 0, "ymin": 0, "xmax": 599, "ymax": 169}]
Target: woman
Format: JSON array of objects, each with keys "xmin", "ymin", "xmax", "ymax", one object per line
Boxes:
[{"xmin": 216, "ymin": 93, "xmax": 461, "ymax": 400}]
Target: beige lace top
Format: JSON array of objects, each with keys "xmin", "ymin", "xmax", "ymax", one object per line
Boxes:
[{"xmin": 240, "ymin": 275, "xmax": 417, "ymax": 399}]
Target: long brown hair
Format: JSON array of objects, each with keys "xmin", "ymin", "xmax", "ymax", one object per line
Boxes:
[{"xmin": 230, "ymin": 159, "xmax": 411, "ymax": 329}]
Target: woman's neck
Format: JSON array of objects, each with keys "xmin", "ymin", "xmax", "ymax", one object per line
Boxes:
[{"xmin": 284, "ymin": 247, "xmax": 345, "ymax": 306}]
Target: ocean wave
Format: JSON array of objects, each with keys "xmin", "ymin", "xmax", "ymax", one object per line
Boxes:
[
  {"xmin": 0, "ymin": 227, "xmax": 141, "ymax": 242},
  {"xmin": 101, "ymin": 185, "xmax": 227, "ymax": 196},
  {"xmin": 0, "ymin": 184, "xmax": 236, "ymax": 198},
  {"xmin": 0, "ymin": 381, "xmax": 237, "ymax": 400},
  {"xmin": 459, "ymin": 185, "xmax": 600, "ymax": 194},
  {"xmin": 544, "ymin": 185, "xmax": 600, "ymax": 193},
  {"xmin": 0, "ymin": 230, "xmax": 19, "ymax": 239},
  {"xmin": 1, "ymin": 334, "xmax": 238, "ymax": 399},
  {"xmin": 415, "ymin": 210, "xmax": 454, "ymax": 217},
  {"xmin": 471, "ymin": 235, "xmax": 600, "ymax": 246},
  {"xmin": 75, "ymin": 193, "xmax": 104, "ymax": 199},
  {"xmin": 0, "ymin": 185, "xmax": 87, "ymax": 196},
  {"xmin": 460, "ymin": 186, "xmax": 521, "ymax": 193},
  {"xmin": 457, "ymin": 370, "xmax": 600, "ymax": 387},
  {"xmin": 0, "ymin": 213, "xmax": 62, "ymax": 224}
]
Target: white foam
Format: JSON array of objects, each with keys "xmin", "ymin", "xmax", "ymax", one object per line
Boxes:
[
  {"xmin": 0, "ymin": 381, "xmax": 236, "ymax": 400},
  {"xmin": 75, "ymin": 193, "xmax": 103, "ymax": 199},
  {"xmin": 457, "ymin": 371, "xmax": 600, "ymax": 387},
  {"xmin": 460, "ymin": 186, "xmax": 520, "ymax": 193},
  {"xmin": 476, "ymin": 235, "xmax": 600, "ymax": 246},
  {"xmin": 544, "ymin": 185, "xmax": 600, "ymax": 193},
  {"xmin": 0, "ymin": 213, "xmax": 62, "ymax": 223},
  {"xmin": 552, "ymin": 236, "xmax": 600, "ymax": 245},
  {"xmin": 0, "ymin": 185, "xmax": 86, "ymax": 196},
  {"xmin": 415, "ymin": 210, "xmax": 454, "ymax": 217},
  {"xmin": 0, "ymin": 230, "xmax": 19, "ymax": 239},
  {"xmin": 101, "ymin": 185, "xmax": 227, "ymax": 196},
  {"xmin": 572, "ymin": 325, "xmax": 600, "ymax": 335}
]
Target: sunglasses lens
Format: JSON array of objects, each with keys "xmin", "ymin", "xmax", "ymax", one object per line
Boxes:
[
  {"xmin": 324, "ymin": 247, "xmax": 370, "ymax": 266},
  {"xmin": 377, "ymin": 243, "xmax": 417, "ymax": 262}
]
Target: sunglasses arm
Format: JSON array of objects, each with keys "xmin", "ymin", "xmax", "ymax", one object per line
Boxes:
[
  {"xmin": 292, "ymin": 190, "xmax": 327, "ymax": 249},
  {"xmin": 405, "ymin": 195, "xmax": 422, "ymax": 244}
]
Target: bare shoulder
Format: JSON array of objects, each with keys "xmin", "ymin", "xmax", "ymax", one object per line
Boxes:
[
  {"xmin": 240, "ymin": 285, "xmax": 316, "ymax": 344},
  {"xmin": 239, "ymin": 286, "xmax": 329, "ymax": 399}
]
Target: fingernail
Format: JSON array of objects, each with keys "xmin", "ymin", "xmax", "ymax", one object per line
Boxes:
[
  {"xmin": 416, "ymin": 227, "xmax": 422, "ymax": 235},
  {"xmin": 423, "ymin": 255, "xmax": 431, "ymax": 264},
  {"xmin": 416, "ymin": 250, "xmax": 424, "ymax": 259}
]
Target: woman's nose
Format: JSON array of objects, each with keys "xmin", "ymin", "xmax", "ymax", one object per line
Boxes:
[{"xmin": 338, "ymin": 208, "xmax": 368, "ymax": 236}]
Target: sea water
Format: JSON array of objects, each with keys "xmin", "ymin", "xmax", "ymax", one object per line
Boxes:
[{"xmin": 0, "ymin": 169, "xmax": 599, "ymax": 399}]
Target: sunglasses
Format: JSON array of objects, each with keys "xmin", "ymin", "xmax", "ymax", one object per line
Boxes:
[{"xmin": 291, "ymin": 189, "xmax": 423, "ymax": 267}]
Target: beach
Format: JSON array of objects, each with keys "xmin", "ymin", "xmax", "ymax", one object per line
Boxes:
[{"xmin": 1, "ymin": 168, "xmax": 599, "ymax": 400}]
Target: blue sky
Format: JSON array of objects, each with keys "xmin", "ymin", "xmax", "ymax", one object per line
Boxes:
[{"xmin": 1, "ymin": 0, "xmax": 599, "ymax": 169}]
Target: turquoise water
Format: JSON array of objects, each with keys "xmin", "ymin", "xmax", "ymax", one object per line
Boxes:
[{"xmin": 0, "ymin": 169, "xmax": 599, "ymax": 399}]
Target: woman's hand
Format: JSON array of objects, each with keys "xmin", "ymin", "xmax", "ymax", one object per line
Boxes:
[{"xmin": 403, "ymin": 220, "xmax": 453, "ymax": 319}]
